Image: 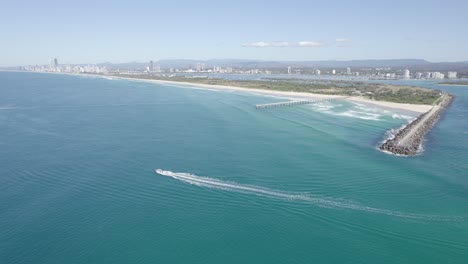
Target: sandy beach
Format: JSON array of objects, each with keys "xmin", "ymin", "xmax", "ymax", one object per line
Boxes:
[
  {"xmin": 103, "ymin": 75, "xmax": 432, "ymax": 114},
  {"xmin": 21, "ymin": 71, "xmax": 434, "ymax": 114},
  {"xmin": 346, "ymin": 97, "xmax": 432, "ymax": 113}
]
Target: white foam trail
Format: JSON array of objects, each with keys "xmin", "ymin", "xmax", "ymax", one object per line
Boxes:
[{"xmin": 155, "ymin": 169, "xmax": 459, "ymax": 221}]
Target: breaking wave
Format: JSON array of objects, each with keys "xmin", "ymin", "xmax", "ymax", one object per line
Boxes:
[
  {"xmin": 310, "ymin": 101, "xmax": 414, "ymax": 121},
  {"xmin": 155, "ymin": 169, "xmax": 459, "ymax": 221},
  {"xmin": 334, "ymin": 110, "xmax": 382, "ymax": 120},
  {"xmin": 311, "ymin": 102, "xmax": 382, "ymax": 121}
]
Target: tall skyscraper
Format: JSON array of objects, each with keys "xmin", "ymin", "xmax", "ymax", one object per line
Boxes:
[
  {"xmin": 346, "ymin": 67, "xmax": 351, "ymax": 75},
  {"xmin": 403, "ymin": 69, "xmax": 410, "ymax": 79},
  {"xmin": 287, "ymin": 66, "xmax": 291, "ymax": 74},
  {"xmin": 149, "ymin": 61, "xmax": 154, "ymax": 72},
  {"xmin": 54, "ymin": 58, "xmax": 58, "ymax": 69},
  {"xmin": 196, "ymin": 63, "xmax": 205, "ymax": 72}
]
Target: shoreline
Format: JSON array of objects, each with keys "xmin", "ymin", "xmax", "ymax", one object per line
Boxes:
[
  {"xmin": 3, "ymin": 70, "xmax": 433, "ymax": 114},
  {"xmin": 91, "ymin": 73, "xmax": 433, "ymax": 114},
  {"xmin": 437, "ymin": 83, "xmax": 468, "ymax": 87}
]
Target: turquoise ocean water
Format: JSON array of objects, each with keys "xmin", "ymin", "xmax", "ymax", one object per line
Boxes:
[{"xmin": 1, "ymin": 72, "xmax": 467, "ymax": 263}]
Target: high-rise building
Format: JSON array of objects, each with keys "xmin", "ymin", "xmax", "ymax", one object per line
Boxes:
[
  {"xmin": 415, "ymin": 72, "xmax": 422, "ymax": 79},
  {"xmin": 149, "ymin": 61, "xmax": 154, "ymax": 72},
  {"xmin": 315, "ymin": 69, "xmax": 321, "ymax": 75},
  {"xmin": 287, "ymin": 66, "xmax": 292, "ymax": 74},
  {"xmin": 447, "ymin": 72, "xmax": 457, "ymax": 79},
  {"xmin": 403, "ymin": 69, "xmax": 410, "ymax": 79},
  {"xmin": 432, "ymin": 72, "xmax": 443, "ymax": 79},
  {"xmin": 196, "ymin": 63, "xmax": 205, "ymax": 72},
  {"xmin": 346, "ymin": 67, "xmax": 351, "ymax": 75},
  {"xmin": 332, "ymin": 69, "xmax": 336, "ymax": 75},
  {"xmin": 54, "ymin": 58, "xmax": 58, "ymax": 69}
]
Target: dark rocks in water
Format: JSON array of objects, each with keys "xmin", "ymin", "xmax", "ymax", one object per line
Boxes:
[{"xmin": 380, "ymin": 93, "xmax": 454, "ymax": 156}]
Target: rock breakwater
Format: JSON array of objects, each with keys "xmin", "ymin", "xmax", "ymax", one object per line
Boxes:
[{"xmin": 380, "ymin": 93, "xmax": 454, "ymax": 156}]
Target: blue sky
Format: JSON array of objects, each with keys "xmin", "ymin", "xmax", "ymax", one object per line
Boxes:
[{"xmin": 1, "ymin": 0, "xmax": 467, "ymax": 66}]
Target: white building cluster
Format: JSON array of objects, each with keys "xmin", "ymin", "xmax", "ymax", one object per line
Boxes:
[
  {"xmin": 415, "ymin": 72, "xmax": 446, "ymax": 79},
  {"xmin": 22, "ymin": 64, "xmax": 107, "ymax": 74},
  {"xmin": 447, "ymin": 71, "xmax": 457, "ymax": 79},
  {"xmin": 17, "ymin": 59, "xmax": 461, "ymax": 80}
]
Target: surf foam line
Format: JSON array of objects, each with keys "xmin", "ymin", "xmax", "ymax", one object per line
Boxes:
[{"xmin": 155, "ymin": 169, "xmax": 460, "ymax": 221}]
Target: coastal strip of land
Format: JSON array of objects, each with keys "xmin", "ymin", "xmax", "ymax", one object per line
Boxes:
[
  {"xmin": 346, "ymin": 97, "xmax": 432, "ymax": 114},
  {"xmin": 13, "ymin": 70, "xmax": 436, "ymax": 114},
  {"xmin": 84, "ymin": 73, "xmax": 435, "ymax": 114},
  {"xmin": 438, "ymin": 81, "xmax": 468, "ymax": 86},
  {"xmin": 379, "ymin": 93, "xmax": 454, "ymax": 156},
  {"xmin": 148, "ymin": 78, "xmax": 434, "ymax": 113}
]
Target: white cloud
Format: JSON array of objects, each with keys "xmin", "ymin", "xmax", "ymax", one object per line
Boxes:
[
  {"xmin": 242, "ymin": 41, "xmax": 271, "ymax": 47},
  {"xmin": 271, "ymin": 41, "xmax": 291, "ymax": 47},
  {"xmin": 335, "ymin": 38, "xmax": 352, "ymax": 47},
  {"xmin": 298, "ymin": 41, "xmax": 326, "ymax": 47},
  {"xmin": 242, "ymin": 41, "xmax": 325, "ymax": 48},
  {"xmin": 335, "ymin": 38, "xmax": 352, "ymax": 43},
  {"xmin": 242, "ymin": 41, "xmax": 291, "ymax": 47}
]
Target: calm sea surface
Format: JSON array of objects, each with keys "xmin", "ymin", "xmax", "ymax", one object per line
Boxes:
[{"xmin": 1, "ymin": 72, "xmax": 467, "ymax": 263}]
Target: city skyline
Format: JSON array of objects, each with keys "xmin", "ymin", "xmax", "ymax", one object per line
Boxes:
[
  {"xmin": 2, "ymin": 0, "xmax": 468, "ymax": 67},
  {"xmin": 17, "ymin": 56, "xmax": 460, "ymax": 81}
]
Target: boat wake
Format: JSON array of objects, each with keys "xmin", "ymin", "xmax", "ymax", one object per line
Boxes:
[{"xmin": 155, "ymin": 169, "xmax": 460, "ymax": 221}]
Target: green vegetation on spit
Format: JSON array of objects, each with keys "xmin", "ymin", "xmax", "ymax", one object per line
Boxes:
[{"xmin": 104, "ymin": 74, "xmax": 442, "ymax": 105}]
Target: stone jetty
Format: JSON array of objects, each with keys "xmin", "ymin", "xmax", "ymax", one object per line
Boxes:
[{"xmin": 379, "ymin": 93, "xmax": 454, "ymax": 156}]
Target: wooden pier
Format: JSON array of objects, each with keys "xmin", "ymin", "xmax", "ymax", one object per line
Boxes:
[{"xmin": 255, "ymin": 97, "xmax": 346, "ymax": 110}]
